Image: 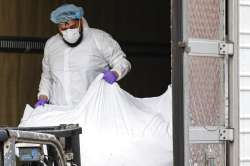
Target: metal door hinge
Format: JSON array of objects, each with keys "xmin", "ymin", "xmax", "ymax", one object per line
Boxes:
[
  {"xmin": 178, "ymin": 41, "xmax": 190, "ymax": 53},
  {"xmin": 219, "ymin": 128, "xmax": 234, "ymax": 142},
  {"xmin": 189, "ymin": 126, "xmax": 234, "ymax": 143},
  {"xmin": 219, "ymin": 42, "xmax": 234, "ymax": 56},
  {"xmin": 178, "ymin": 41, "xmax": 187, "ymax": 48}
]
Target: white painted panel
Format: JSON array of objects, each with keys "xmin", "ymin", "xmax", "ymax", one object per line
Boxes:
[
  {"xmin": 241, "ymin": 162, "xmax": 250, "ymax": 166},
  {"xmin": 240, "ymin": 5, "xmax": 250, "ymax": 32},
  {"xmin": 240, "ymin": 117, "xmax": 250, "ymax": 131},
  {"xmin": 240, "ymin": 91, "xmax": 250, "ymax": 115},
  {"xmin": 240, "ymin": 48, "xmax": 250, "ymax": 74},
  {"xmin": 240, "ymin": 133, "xmax": 250, "ymax": 158},
  {"xmin": 240, "ymin": 34, "xmax": 250, "ymax": 47},
  {"xmin": 240, "ymin": 76, "xmax": 250, "ymax": 89},
  {"xmin": 240, "ymin": 117, "xmax": 250, "ymax": 165},
  {"xmin": 241, "ymin": 0, "xmax": 250, "ymax": 5}
]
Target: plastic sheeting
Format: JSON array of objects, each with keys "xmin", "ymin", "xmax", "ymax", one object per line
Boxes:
[{"xmin": 19, "ymin": 74, "xmax": 173, "ymax": 166}]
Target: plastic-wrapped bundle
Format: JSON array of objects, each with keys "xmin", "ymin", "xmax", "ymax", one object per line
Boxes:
[{"xmin": 19, "ymin": 74, "xmax": 173, "ymax": 166}]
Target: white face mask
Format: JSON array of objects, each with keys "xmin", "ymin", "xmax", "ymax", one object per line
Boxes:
[{"xmin": 61, "ymin": 27, "xmax": 81, "ymax": 44}]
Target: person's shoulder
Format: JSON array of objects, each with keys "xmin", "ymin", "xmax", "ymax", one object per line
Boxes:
[
  {"xmin": 46, "ymin": 34, "xmax": 61, "ymax": 44},
  {"xmin": 44, "ymin": 34, "xmax": 61, "ymax": 49},
  {"xmin": 89, "ymin": 28, "xmax": 111, "ymax": 38},
  {"xmin": 46, "ymin": 33, "xmax": 61, "ymax": 44}
]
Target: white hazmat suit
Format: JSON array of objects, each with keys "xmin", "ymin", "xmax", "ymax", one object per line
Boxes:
[{"xmin": 38, "ymin": 18, "xmax": 131, "ymax": 106}]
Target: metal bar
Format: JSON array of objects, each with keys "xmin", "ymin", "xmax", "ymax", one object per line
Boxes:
[
  {"xmin": 224, "ymin": 54, "xmax": 229, "ymax": 129},
  {"xmin": 3, "ymin": 138, "xmax": 16, "ymax": 166},
  {"xmin": 227, "ymin": 0, "xmax": 240, "ymax": 165},
  {"xmin": 187, "ymin": 41, "xmax": 233, "ymax": 57},
  {"xmin": 187, "ymin": 39, "xmax": 222, "ymax": 55},
  {"xmin": 182, "ymin": 0, "xmax": 190, "ymax": 165},
  {"xmin": 171, "ymin": 0, "xmax": 185, "ymax": 165},
  {"xmin": 189, "ymin": 53, "xmax": 224, "ymax": 57},
  {"xmin": 189, "ymin": 126, "xmax": 234, "ymax": 143},
  {"xmin": 189, "ymin": 126, "xmax": 222, "ymax": 144},
  {"xmin": 220, "ymin": 0, "xmax": 226, "ymax": 41}
]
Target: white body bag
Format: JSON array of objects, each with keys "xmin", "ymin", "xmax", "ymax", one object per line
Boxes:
[{"xmin": 19, "ymin": 74, "xmax": 173, "ymax": 166}]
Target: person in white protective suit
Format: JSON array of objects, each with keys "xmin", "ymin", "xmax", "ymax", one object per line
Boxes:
[{"xmin": 34, "ymin": 4, "xmax": 131, "ymax": 107}]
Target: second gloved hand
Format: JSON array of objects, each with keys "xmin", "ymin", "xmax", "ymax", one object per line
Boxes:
[
  {"xmin": 34, "ymin": 99, "xmax": 48, "ymax": 108},
  {"xmin": 103, "ymin": 69, "xmax": 118, "ymax": 84}
]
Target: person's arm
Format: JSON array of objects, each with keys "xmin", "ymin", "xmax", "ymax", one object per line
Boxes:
[
  {"xmin": 95, "ymin": 31, "xmax": 131, "ymax": 81},
  {"xmin": 37, "ymin": 43, "xmax": 52, "ymax": 102}
]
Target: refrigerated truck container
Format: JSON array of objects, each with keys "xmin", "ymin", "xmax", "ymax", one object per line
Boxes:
[{"xmin": 171, "ymin": 0, "xmax": 239, "ymax": 165}]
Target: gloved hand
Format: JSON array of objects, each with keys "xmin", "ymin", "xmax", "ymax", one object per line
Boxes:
[
  {"xmin": 103, "ymin": 69, "xmax": 118, "ymax": 84},
  {"xmin": 34, "ymin": 99, "xmax": 48, "ymax": 108}
]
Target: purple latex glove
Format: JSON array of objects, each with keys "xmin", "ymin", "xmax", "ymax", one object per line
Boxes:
[
  {"xmin": 103, "ymin": 69, "xmax": 118, "ymax": 84},
  {"xmin": 34, "ymin": 99, "xmax": 48, "ymax": 108}
]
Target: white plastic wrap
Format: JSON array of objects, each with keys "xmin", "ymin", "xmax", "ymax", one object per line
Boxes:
[{"xmin": 19, "ymin": 74, "xmax": 173, "ymax": 166}]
